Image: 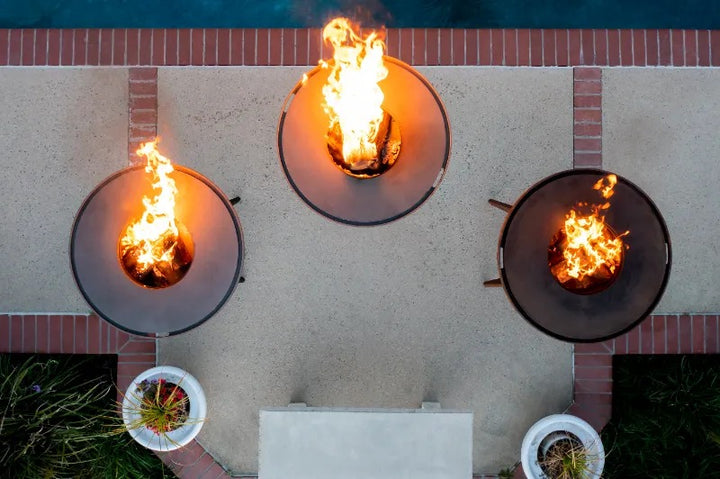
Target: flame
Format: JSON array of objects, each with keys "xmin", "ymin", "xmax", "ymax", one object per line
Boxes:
[
  {"xmin": 551, "ymin": 174, "xmax": 629, "ymax": 286},
  {"xmin": 593, "ymin": 174, "xmax": 617, "ymax": 200},
  {"xmin": 321, "ymin": 17, "xmax": 388, "ymax": 165},
  {"xmin": 120, "ymin": 140, "xmax": 180, "ymax": 275}
]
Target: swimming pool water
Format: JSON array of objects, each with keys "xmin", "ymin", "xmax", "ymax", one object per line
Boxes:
[{"xmin": 1, "ymin": 0, "xmax": 718, "ymax": 29}]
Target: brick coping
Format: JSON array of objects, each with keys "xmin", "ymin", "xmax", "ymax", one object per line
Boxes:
[
  {"xmin": 570, "ymin": 314, "xmax": 720, "ymax": 432},
  {"xmin": 1, "ymin": 28, "xmax": 719, "ymax": 67}
]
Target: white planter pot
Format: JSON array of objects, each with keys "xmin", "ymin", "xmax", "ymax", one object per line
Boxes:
[
  {"xmin": 122, "ymin": 366, "xmax": 207, "ymax": 451},
  {"xmin": 521, "ymin": 414, "xmax": 605, "ymax": 479}
]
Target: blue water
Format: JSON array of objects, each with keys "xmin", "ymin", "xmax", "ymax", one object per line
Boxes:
[{"xmin": 0, "ymin": 0, "xmax": 718, "ymax": 29}]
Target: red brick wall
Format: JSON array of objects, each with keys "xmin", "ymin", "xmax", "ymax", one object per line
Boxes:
[{"xmin": 1, "ymin": 28, "xmax": 719, "ymax": 67}]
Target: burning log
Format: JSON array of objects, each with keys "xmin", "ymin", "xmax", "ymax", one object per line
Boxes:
[
  {"xmin": 320, "ymin": 18, "xmax": 401, "ymax": 179},
  {"xmin": 118, "ymin": 141, "xmax": 194, "ymax": 289},
  {"xmin": 120, "ymin": 222, "xmax": 193, "ymax": 289},
  {"xmin": 327, "ymin": 109, "xmax": 401, "ymax": 178},
  {"xmin": 548, "ymin": 228, "xmax": 622, "ymax": 294},
  {"xmin": 547, "ymin": 174, "xmax": 629, "ymax": 295}
]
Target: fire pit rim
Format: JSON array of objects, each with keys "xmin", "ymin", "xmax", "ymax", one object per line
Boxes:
[
  {"xmin": 277, "ymin": 55, "xmax": 451, "ymax": 226},
  {"xmin": 70, "ymin": 164, "xmax": 244, "ymax": 337},
  {"xmin": 497, "ymin": 168, "xmax": 672, "ymax": 343}
]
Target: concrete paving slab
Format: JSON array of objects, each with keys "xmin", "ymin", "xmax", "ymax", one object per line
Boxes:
[
  {"xmin": 157, "ymin": 66, "xmax": 573, "ymax": 474},
  {"xmin": 259, "ymin": 407, "xmax": 473, "ymax": 479},
  {"xmin": 603, "ymin": 68, "xmax": 720, "ymax": 313},
  {"xmin": 0, "ymin": 68, "xmax": 128, "ymax": 312}
]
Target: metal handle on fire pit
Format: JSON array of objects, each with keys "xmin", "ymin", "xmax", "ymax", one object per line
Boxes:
[
  {"xmin": 227, "ymin": 195, "xmax": 245, "ymax": 283},
  {"xmin": 488, "ymin": 199, "xmax": 512, "ymax": 213},
  {"xmin": 484, "ymin": 200, "xmax": 510, "ymax": 288}
]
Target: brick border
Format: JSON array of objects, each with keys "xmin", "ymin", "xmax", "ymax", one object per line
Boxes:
[
  {"xmin": 573, "ymin": 67, "xmax": 602, "ymax": 168},
  {"xmin": 0, "ymin": 314, "xmax": 155, "ymax": 403},
  {"xmin": 157, "ymin": 440, "xmax": 234, "ymax": 479},
  {"xmin": 128, "ymin": 67, "xmax": 158, "ymax": 164},
  {"xmin": 571, "ymin": 314, "xmax": 720, "ymax": 432},
  {"xmin": 0, "ymin": 28, "xmax": 718, "ymax": 67}
]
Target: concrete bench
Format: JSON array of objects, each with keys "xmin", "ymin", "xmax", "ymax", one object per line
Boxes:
[{"xmin": 259, "ymin": 404, "xmax": 473, "ymax": 479}]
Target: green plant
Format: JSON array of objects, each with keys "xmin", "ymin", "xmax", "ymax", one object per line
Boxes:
[
  {"xmin": 538, "ymin": 434, "xmax": 599, "ymax": 479},
  {"xmin": 122, "ymin": 377, "xmax": 190, "ymax": 436},
  {"xmin": 0, "ymin": 355, "xmax": 111, "ymax": 478},
  {"xmin": 601, "ymin": 355, "xmax": 720, "ymax": 479},
  {"xmin": 0, "ymin": 354, "xmax": 167, "ymax": 479},
  {"xmin": 498, "ymin": 465, "xmax": 516, "ymax": 478},
  {"xmin": 79, "ymin": 432, "xmax": 168, "ymax": 479}
]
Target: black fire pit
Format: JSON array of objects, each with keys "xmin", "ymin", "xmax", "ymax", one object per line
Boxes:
[
  {"xmin": 70, "ymin": 165, "xmax": 243, "ymax": 337},
  {"xmin": 487, "ymin": 169, "xmax": 671, "ymax": 342},
  {"xmin": 278, "ymin": 57, "xmax": 450, "ymax": 226}
]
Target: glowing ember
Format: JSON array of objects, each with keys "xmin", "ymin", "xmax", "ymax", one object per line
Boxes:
[
  {"xmin": 320, "ymin": 17, "xmax": 400, "ymax": 178},
  {"xmin": 119, "ymin": 140, "xmax": 193, "ymax": 288},
  {"xmin": 548, "ymin": 174, "xmax": 629, "ymax": 294}
]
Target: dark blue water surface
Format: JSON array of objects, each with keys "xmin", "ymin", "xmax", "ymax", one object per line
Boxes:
[{"xmin": 1, "ymin": 0, "xmax": 718, "ymax": 29}]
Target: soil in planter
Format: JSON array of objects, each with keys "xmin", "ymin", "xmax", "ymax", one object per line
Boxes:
[
  {"xmin": 538, "ymin": 432, "xmax": 594, "ymax": 479},
  {"xmin": 137, "ymin": 378, "xmax": 191, "ymax": 433},
  {"xmin": 0, "ymin": 353, "xmax": 168, "ymax": 479},
  {"xmin": 602, "ymin": 354, "xmax": 720, "ymax": 479}
]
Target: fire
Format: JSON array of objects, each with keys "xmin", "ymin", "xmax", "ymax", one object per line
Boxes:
[
  {"xmin": 594, "ymin": 173, "xmax": 617, "ymax": 200},
  {"xmin": 549, "ymin": 174, "xmax": 629, "ymax": 292},
  {"xmin": 321, "ymin": 17, "xmax": 392, "ymax": 170},
  {"xmin": 119, "ymin": 140, "xmax": 192, "ymax": 288}
]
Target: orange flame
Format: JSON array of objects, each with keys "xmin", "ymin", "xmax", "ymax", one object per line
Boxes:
[
  {"xmin": 554, "ymin": 174, "xmax": 629, "ymax": 284},
  {"xmin": 119, "ymin": 140, "xmax": 179, "ymax": 273},
  {"xmin": 321, "ymin": 17, "xmax": 388, "ymax": 165},
  {"xmin": 593, "ymin": 174, "xmax": 617, "ymax": 200}
]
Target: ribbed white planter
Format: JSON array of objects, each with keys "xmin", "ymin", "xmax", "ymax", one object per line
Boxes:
[
  {"xmin": 521, "ymin": 414, "xmax": 605, "ymax": 479},
  {"xmin": 122, "ymin": 366, "xmax": 206, "ymax": 451}
]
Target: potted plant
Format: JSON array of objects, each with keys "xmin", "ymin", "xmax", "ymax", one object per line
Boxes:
[
  {"xmin": 521, "ymin": 414, "xmax": 604, "ymax": 479},
  {"xmin": 121, "ymin": 366, "xmax": 206, "ymax": 451}
]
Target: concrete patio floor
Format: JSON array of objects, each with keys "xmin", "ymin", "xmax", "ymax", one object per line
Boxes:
[
  {"xmin": 603, "ymin": 68, "xmax": 720, "ymax": 313},
  {"xmin": 1, "ymin": 62, "xmax": 719, "ymax": 476},
  {"xmin": 155, "ymin": 67, "xmax": 573, "ymax": 474}
]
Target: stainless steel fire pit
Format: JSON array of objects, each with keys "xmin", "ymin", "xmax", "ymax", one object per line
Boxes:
[
  {"xmin": 70, "ymin": 165, "xmax": 243, "ymax": 337},
  {"xmin": 486, "ymin": 169, "xmax": 671, "ymax": 342},
  {"xmin": 278, "ymin": 57, "xmax": 450, "ymax": 226}
]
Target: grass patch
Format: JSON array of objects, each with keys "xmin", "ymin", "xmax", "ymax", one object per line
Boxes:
[
  {"xmin": 602, "ymin": 354, "xmax": 720, "ymax": 479},
  {"xmin": 0, "ymin": 353, "xmax": 168, "ymax": 479}
]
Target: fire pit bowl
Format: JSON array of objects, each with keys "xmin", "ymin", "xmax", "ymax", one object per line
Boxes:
[
  {"xmin": 278, "ymin": 57, "xmax": 450, "ymax": 226},
  {"xmin": 493, "ymin": 169, "xmax": 671, "ymax": 342},
  {"xmin": 70, "ymin": 165, "xmax": 243, "ymax": 337}
]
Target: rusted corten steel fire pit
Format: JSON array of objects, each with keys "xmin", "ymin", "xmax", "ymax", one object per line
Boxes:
[
  {"xmin": 486, "ymin": 169, "xmax": 671, "ymax": 342},
  {"xmin": 277, "ymin": 56, "xmax": 450, "ymax": 226},
  {"xmin": 70, "ymin": 165, "xmax": 244, "ymax": 337}
]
